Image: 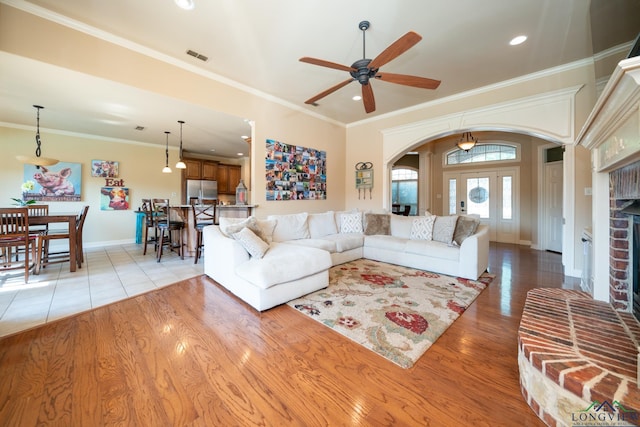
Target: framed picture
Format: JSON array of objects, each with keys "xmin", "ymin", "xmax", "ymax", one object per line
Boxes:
[
  {"xmin": 91, "ymin": 160, "xmax": 119, "ymax": 177},
  {"xmin": 100, "ymin": 187, "xmax": 130, "ymax": 210},
  {"xmin": 22, "ymin": 162, "xmax": 82, "ymax": 202}
]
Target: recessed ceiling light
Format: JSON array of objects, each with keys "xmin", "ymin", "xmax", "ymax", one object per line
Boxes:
[
  {"xmin": 175, "ymin": 0, "xmax": 194, "ymax": 10},
  {"xmin": 241, "ymin": 135, "xmax": 249, "ymax": 139},
  {"xmin": 509, "ymin": 35, "xmax": 527, "ymax": 46},
  {"xmin": 209, "ymin": 148, "xmax": 215, "ymax": 152},
  {"xmin": 352, "ymin": 95, "xmax": 362, "ymax": 101},
  {"xmin": 237, "ymin": 152, "xmax": 244, "ymax": 156}
]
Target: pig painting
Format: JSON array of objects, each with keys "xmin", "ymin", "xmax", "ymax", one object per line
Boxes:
[
  {"xmin": 33, "ymin": 166, "xmax": 76, "ymax": 196},
  {"xmin": 100, "ymin": 187, "xmax": 130, "ymax": 210}
]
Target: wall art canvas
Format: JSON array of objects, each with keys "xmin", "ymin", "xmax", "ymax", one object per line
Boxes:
[
  {"xmin": 91, "ymin": 160, "xmax": 119, "ymax": 177},
  {"xmin": 100, "ymin": 187, "xmax": 130, "ymax": 210},
  {"xmin": 22, "ymin": 162, "xmax": 82, "ymax": 202},
  {"xmin": 265, "ymin": 139, "xmax": 326, "ymax": 201}
]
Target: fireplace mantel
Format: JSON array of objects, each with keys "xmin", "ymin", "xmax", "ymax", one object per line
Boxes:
[
  {"xmin": 577, "ymin": 55, "xmax": 640, "ymax": 171},
  {"xmin": 576, "ymin": 55, "xmax": 640, "ymax": 306}
]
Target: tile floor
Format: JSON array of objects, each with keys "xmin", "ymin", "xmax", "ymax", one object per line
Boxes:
[{"xmin": 0, "ymin": 244, "xmax": 203, "ymax": 338}]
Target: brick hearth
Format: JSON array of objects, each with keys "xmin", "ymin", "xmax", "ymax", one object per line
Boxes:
[{"xmin": 518, "ymin": 288, "xmax": 640, "ymax": 426}]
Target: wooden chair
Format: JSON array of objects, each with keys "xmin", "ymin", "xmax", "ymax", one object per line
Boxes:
[
  {"xmin": 36, "ymin": 206, "xmax": 89, "ymax": 273},
  {"xmin": 0, "ymin": 207, "xmax": 39, "ymax": 283},
  {"xmin": 141, "ymin": 199, "xmax": 158, "ymax": 255},
  {"xmin": 192, "ymin": 204, "xmax": 215, "ymax": 264},
  {"xmin": 401, "ymin": 205, "xmax": 411, "ymax": 216},
  {"xmin": 12, "ymin": 204, "xmax": 48, "ymax": 261},
  {"xmin": 152, "ymin": 199, "xmax": 184, "ymax": 262}
]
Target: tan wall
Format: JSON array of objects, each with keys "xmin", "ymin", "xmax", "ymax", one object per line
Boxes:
[{"xmin": 0, "ymin": 4, "xmax": 348, "ymax": 238}]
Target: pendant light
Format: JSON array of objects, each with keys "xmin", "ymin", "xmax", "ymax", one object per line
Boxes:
[
  {"xmin": 162, "ymin": 131, "xmax": 172, "ymax": 173},
  {"xmin": 456, "ymin": 131, "xmax": 478, "ymax": 152},
  {"xmin": 16, "ymin": 105, "xmax": 59, "ymax": 167},
  {"xmin": 175, "ymin": 120, "xmax": 186, "ymax": 169}
]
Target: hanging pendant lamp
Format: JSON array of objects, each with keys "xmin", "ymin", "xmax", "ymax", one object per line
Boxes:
[
  {"xmin": 162, "ymin": 131, "xmax": 172, "ymax": 173},
  {"xmin": 175, "ymin": 120, "xmax": 186, "ymax": 169},
  {"xmin": 456, "ymin": 131, "xmax": 478, "ymax": 152},
  {"xmin": 16, "ymin": 105, "xmax": 59, "ymax": 167}
]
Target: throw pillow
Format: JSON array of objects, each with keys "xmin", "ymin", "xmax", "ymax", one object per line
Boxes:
[
  {"xmin": 363, "ymin": 213, "xmax": 390, "ymax": 235},
  {"xmin": 453, "ymin": 216, "xmax": 481, "ymax": 246},
  {"xmin": 308, "ymin": 211, "xmax": 338, "ymax": 238},
  {"xmin": 267, "ymin": 212, "xmax": 310, "ymax": 242},
  {"xmin": 255, "ymin": 218, "xmax": 277, "ymax": 244},
  {"xmin": 220, "ymin": 216, "xmax": 260, "ymax": 238},
  {"xmin": 232, "ymin": 227, "xmax": 270, "ymax": 259},
  {"xmin": 410, "ymin": 215, "xmax": 436, "ymax": 240},
  {"xmin": 339, "ymin": 212, "xmax": 363, "ymax": 233},
  {"xmin": 432, "ymin": 215, "xmax": 459, "ymax": 245}
]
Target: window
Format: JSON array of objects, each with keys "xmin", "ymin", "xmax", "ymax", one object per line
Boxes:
[
  {"xmin": 446, "ymin": 143, "xmax": 517, "ymax": 165},
  {"xmin": 391, "ymin": 168, "xmax": 418, "ymax": 215}
]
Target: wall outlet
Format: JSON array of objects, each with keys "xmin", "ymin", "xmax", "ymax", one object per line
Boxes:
[{"xmin": 584, "ymin": 187, "xmax": 592, "ymax": 196}]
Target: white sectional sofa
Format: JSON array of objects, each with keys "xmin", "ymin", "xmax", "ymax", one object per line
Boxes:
[{"xmin": 203, "ymin": 210, "xmax": 489, "ymax": 311}]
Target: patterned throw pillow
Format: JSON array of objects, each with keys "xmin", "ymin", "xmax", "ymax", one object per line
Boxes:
[
  {"xmin": 232, "ymin": 227, "xmax": 270, "ymax": 258},
  {"xmin": 410, "ymin": 215, "xmax": 436, "ymax": 240},
  {"xmin": 340, "ymin": 212, "xmax": 363, "ymax": 233},
  {"xmin": 432, "ymin": 215, "xmax": 459, "ymax": 245}
]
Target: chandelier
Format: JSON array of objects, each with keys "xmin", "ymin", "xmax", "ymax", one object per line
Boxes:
[{"xmin": 456, "ymin": 131, "xmax": 478, "ymax": 152}]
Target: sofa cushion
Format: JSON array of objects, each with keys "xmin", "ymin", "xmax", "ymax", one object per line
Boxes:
[
  {"xmin": 364, "ymin": 235, "xmax": 408, "ymax": 252},
  {"xmin": 390, "ymin": 215, "xmax": 415, "ymax": 239},
  {"xmin": 235, "ymin": 242, "xmax": 331, "ymax": 289},
  {"xmin": 268, "ymin": 212, "xmax": 310, "ymax": 242},
  {"xmin": 255, "ymin": 219, "xmax": 277, "ymax": 244},
  {"xmin": 232, "ymin": 227, "xmax": 270, "ymax": 259},
  {"xmin": 308, "ymin": 211, "xmax": 338, "ymax": 238},
  {"xmin": 404, "ymin": 239, "xmax": 460, "ymax": 261},
  {"xmin": 220, "ymin": 216, "xmax": 261, "ymax": 238},
  {"xmin": 322, "ymin": 233, "xmax": 364, "ymax": 252},
  {"xmin": 339, "ymin": 212, "xmax": 363, "ymax": 233},
  {"xmin": 432, "ymin": 215, "xmax": 459, "ymax": 245},
  {"xmin": 364, "ymin": 213, "xmax": 391, "ymax": 235},
  {"xmin": 453, "ymin": 216, "xmax": 481, "ymax": 246},
  {"xmin": 410, "ymin": 215, "xmax": 436, "ymax": 240},
  {"xmin": 284, "ymin": 238, "xmax": 337, "ymax": 253}
]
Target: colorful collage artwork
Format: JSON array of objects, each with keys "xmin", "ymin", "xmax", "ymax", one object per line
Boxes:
[{"xmin": 265, "ymin": 139, "xmax": 326, "ymax": 201}]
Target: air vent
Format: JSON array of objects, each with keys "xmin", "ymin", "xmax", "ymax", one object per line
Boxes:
[
  {"xmin": 186, "ymin": 49, "xmax": 208, "ymax": 62},
  {"xmin": 134, "ymin": 126, "xmax": 145, "ymax": 131}
]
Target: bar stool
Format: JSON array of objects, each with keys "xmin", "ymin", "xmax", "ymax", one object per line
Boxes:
[
  {"xmin": 152, "ymin": 199, "xmax": 184, "ymax": 262},
  {"xmin": 192, "ymin": 203, "xmax": 215, "ymax": 264}
]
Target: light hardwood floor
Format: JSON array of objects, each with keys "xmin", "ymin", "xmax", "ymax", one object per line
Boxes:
[{"xmin": 0, "ymin": 243, "xmax": 580, "ymax": 426}]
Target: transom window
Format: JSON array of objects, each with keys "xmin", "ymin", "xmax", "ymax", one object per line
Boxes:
[{"xmin": 446, "ymin": 143, "xmax": 517, "ymax": 165}]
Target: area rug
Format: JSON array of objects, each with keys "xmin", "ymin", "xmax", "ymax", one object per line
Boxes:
[{"xmin": 287, "ymin": 259, "xmax": 494, "ymax": 369}]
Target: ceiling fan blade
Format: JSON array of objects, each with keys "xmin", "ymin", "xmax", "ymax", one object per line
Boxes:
[
  {"xmin": 362, "ymin": 83, "xmax": 375, "ymax": 113},
  {"xmin": 368, "ymin": 31, "xmax": 422, "ymax": 70},
  {"xmin": 375, "ymin": 72, "xmax": 441, "ymax": 89},
  {"xmin": 299, "ymin": 57, "xmax": 355, "ymax": 72},
  {"xmin": 304, "ymin": 78, "xmax": 355, "ymax": 105}
]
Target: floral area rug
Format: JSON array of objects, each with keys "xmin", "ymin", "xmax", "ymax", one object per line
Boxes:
[{"xmin": 287, "ymin": 259, "xmax": 494, "ymax": 369}]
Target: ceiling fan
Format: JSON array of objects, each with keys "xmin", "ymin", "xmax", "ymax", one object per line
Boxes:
[{"xmin": 299, "ymin": 21, "xmax": 441, "ymax": 113}]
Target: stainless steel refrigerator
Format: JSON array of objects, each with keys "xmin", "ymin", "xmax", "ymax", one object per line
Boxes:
[{"xmin": 186, "ymin": 180, "xmax": 218, "ymax": 203}]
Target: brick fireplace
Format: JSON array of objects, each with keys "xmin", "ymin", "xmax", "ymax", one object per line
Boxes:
[{"xmin": 609, "ymin": 161, "xmax": 640, "ymax": 315}]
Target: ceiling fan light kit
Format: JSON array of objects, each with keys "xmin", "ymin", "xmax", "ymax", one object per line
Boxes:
[
  {"xmin": 300, "ymin": 20, "xmax": 441, "ymax": 114},
  {"xmin": 16, "ymin": 105, "xmax": 59, "ymax": 168}
]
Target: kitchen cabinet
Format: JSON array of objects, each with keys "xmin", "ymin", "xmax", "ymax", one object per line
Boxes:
[
  {"xmin": 217, "ymin": 164, "xmax": 242, "ymax": 194},
  {"xmin": 183, "ymin": 158, "xmax": 219, "ymax": 180}
]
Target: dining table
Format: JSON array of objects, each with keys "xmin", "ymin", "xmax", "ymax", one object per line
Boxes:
[{"xmin": 28, "ymin": 212, "xmax": 78, "ymax": 272}]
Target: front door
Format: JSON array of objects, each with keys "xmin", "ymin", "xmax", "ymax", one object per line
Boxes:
[{"xmin": 444, "ymin": 167, "xmax": 519, "ymax": 243}]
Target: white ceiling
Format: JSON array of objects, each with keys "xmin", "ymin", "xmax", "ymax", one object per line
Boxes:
[{"xmin": 1, "ymin": 0, "xmax": 639, "ymax": 157}]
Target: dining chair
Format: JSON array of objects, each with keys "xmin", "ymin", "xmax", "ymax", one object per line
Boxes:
[
  {"xmin": 36, "ymin": 205, "xmax": 89, "ymax": 273},
  {"xmin": 12, "ymin": 204, "xmax": 49, "ymax": 262},
  {"xmin": 0, "ymin": 207, "xmax": 39, "ymax": 283},
  {"xmin": 401, "ymin": 205, "xmax": 411, "ymax": 216},
  {"xmin": 192, "ymin": 203, "xmax": 215, "ymax": 264},
  {"xmin": 141, "ymin": 199, "xmax": 159, "ymax": 255},
  {"xmin": 152, "ymin": 199, "xmax": 184, "ymax": 262}
]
